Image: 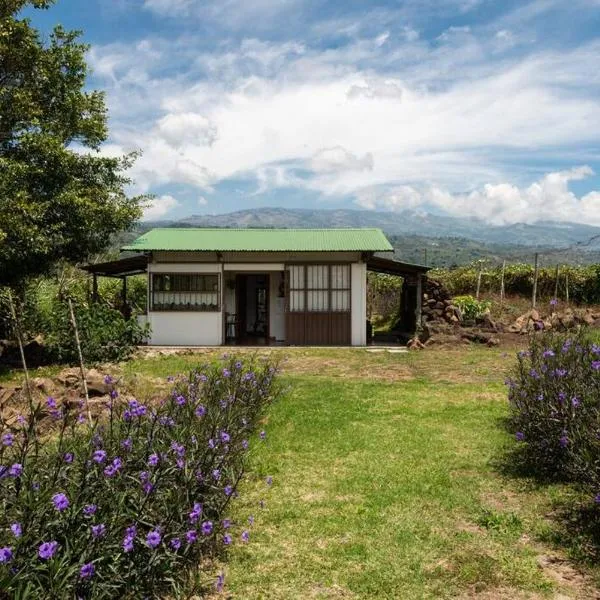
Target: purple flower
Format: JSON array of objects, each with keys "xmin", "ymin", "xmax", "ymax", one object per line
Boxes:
[
  {"xmin": 175, "ymin": 395, "xmax": 186, "ymax": 406},
  {"xmin": 216, "ymin": 572, "xmax": 225, "ymax": 592},
  {"xmin": 159, "ymin": 416, "xmax": 175, "ymax": 427},
  {"xmin": 9, "ymin": 463, "xmax": 22, "ymax": 477},
  {"xmin": 186, "ymin": 529, "xmax": 197, "ymax": 544},
  {"xmin": 146, "ymin": 530, "xmax": 161, "ymax": 549},
  {"xmin": 189, "ymin": 502, "xmax": 203, "ymax": 523},
  {"xmin": 16, "ymin": 415, "xmax": 26, "ymax": 426},
  {"xmin": 223, "ymin": 534, "xmax": 232, "ymax": 545},
  {"xmin": 208, "ymin": 438, "xmax": 216, "ymax": 449},
  {"xmin": 554, "ymin": 368, "xmax": 568, "ymax": 378},
  {"xmin": 572, "ymin": 397, "xmax": 581, "ymax": 408},
  {"xmin": 224, "ymin": 485, "xmax": 233, "ymax": 496},
  {"xmin": 550, "ymin": 298, "xmax": 558, "ymax": 306},
  {"xmin": 260, "ymin": 431, "xmax": 266, "ymax": 440},
  {"xmin": 222, "ymin": 368, "xmax": 231, "ymax": 378},
  {"xmin": 516, "ymin": 432, "xmax": 525, "ymax": 442},
  {"xmin": 0, "ymin": 547, "xmax": 13, "ymax": 563},
  {"xmin": 63, "ymin": 452, "xmax": 74, "ymax": 464},
  {"xmin": 91, "ymin": 524, "xmax": 106, "ymax": 539},
  {"xmin": 77, "ymin": 414, "xmax": 86, "ymax": 424},
  {"xmin": 93, "ymin": 450, "xmax": 107, "ymax": 464},
  {"xmin": 266, "ymin": 476, "xmax": 273, "ymax": 486},
  {"xmin": 241, "ymin": 439, "xmax": 249, "ymax": 450},
  {"xmin": 542, "ymin": 349, "xmax": 555, "ymax": 358},
  {"xmin": 10, "ymin": 523, "xmax": 21, "ymax": 538},
  {"xmin": 592, "ymin": 361, "xmax": 600, "ymax": 371},
  {"xmin": 235, "ymin": 361, "xmax": 243, "ymax": 369},
  {"xmin": 143, "ymin": 481, "xmax": 154, "ymax": 495},
  {"xmin": 562, "ymin": 340, "xmax": 573, "ymax": 353},
  {"xmin": 529, "ymin": 369, "xmax": 539, "ymax": 379},
  {"xmin": 212, "ymin": 469, "xmax": 221, "ymax": 481},
  {"xmin": 199, "ymin": 374, "xmax": 208, "ymax": 382},
  {"xmin": 123, "ymin": 537, "xmax": 134, "ymax": 553},
  {"xmin": 241, "ymin": 530, "xmax": 250, "ymax": 542},
  {"xmin": 201, "ymin": 521, "xmax": 213, "ymax": 536},
  {"xmin": 110, "ymin": 389, "xmax": 119, "ymax": 400},
  {"xmin": 140, "ymin": 470, "xmax": 149, "ymax": 482},
  {"xmin": 123, "ymin": 410, "xmax": 133, "ymax": 422},
  {"xmin": 171, "ymin": 441, "xmax": 185, "ymax": 456},
  {"xmin": 38, "ymin": 541, "xmax": 58, "ymax": 560},
  {"xmin": 52, "ymin": 493, "xmax": 69, "ymax": 512},
  {"xmin": 46, "ymin": 397, "xmax": 57, "ymax": 409},
  {"xmin": 148, "ymin": 453, "xmax": 159, "ymax": 467},
  {"xmin": 170, "ymin": 537, "xmax": 181, "ymax": 550},
  {"xmin": 595, "ymin": 494, "xmax": 600, "ymax": 504},
  {"xmin": 248, "ymin": 515, "xmax": 254, "ymax": 525},
  {"xmin": 559, "ymin": 433, "xmax": 569, "ymax": 448},
  {"xmin": 221, "ymin": 431, "xmax": 231, "ymax": 443},
  {"xmin": 222, "ymin": 519, "xmax": 231, "ymax": 529},
  {"xmin": 80, "ymin": 562, "xmax": 95, "ymax": 579},
  {"xmin": 121, "ymin": 438, "xmax": 133, "ymax": 451},
  {"xmin": 2, "ymin": 433, "xmax": 14, "ymax": 446},
  {"xmin": 83, "ymin": 504, "xmax": 97, "ymax": 516}
]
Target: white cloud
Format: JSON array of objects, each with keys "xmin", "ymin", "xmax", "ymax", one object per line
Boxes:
[
  {"xmin": 142, "ymin": 194, "xmax": 180, "ymax": 220},
  {"xmin": 355, "ymin": 166, "xmax": 600, "ymax": 225},
  {"xmin": 156, "ymin": 113, "xmax": 218, "ymax": 148},
  {"xmin": 310, "ymin": 147, "xmax": 374, "ymax": 173},
  {"xmin": 197, "ymin": 196, "xmax": 208, "ymax": 205}
]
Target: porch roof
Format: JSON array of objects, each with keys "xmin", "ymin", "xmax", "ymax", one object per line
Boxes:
[
  {"xmin": 122, "ymin": 228, "xmax": 393, "ymax": 253},
  {"xmin": 80, "ymin": 254, "xmax": 149, "ymax": 278},
  {"xmin": 366, "ymin": 254, "xmax": 430, "ymax": 277}
]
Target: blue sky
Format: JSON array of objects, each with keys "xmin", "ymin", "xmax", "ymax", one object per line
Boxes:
[{"xmin": 25, "ymin": 0, "xmax": 600, "ymax": 224}]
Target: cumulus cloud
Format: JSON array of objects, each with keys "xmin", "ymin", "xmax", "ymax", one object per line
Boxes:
[
  {"xmin": 355, "ymin": 166, "xmax": 600, "ymax": 225},
  {"xmin": 310, "ymin": 147, "xmax": 374, "ymax": 173},
  {"xmin": 156, "ymin": 113, "xmax": 218, "ymax": 148},
  {"xmin": 142, "ymin": 194, "xmax": 180, "ymax": 220}
]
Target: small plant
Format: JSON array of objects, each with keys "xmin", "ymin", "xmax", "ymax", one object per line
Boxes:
[
  {"xmin": 506, "ymin": 329, "xmax": 600, "ymax": 490},
  {"xmin": 0, "ymin": 355, "xmax": 280, "ymax": 598},
  {"xmin": 453, "ymin": 295, "xmax": 492, "ymax": 321}
]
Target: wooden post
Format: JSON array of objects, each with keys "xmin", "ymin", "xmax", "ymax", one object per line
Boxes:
[
  {"xmin": 565, "ymin": 273, "xmax": 569, "ymax": 305},
  {"xmin": 92, "ymin": 273, "xmax": 98, "ymax": 303},
  {"xmin": 7, "ymin": 290, "xmax": 33, "ymax": 411},
  {"xmin": 415, "ymin": 274, "xmax": 423, "ymax": 334},
  {"xmin": 500, "ymin": 260, "xmax": 506, "ymax": 307},
  {"xmin": 532, "ymin": 253, "xmax": 539, "ymax": 308},
  {"xmin": 475, "ymin": 265, "xmax": 483, "ymax": 300},
  {"xmin": 554, "ymin": 264, "xmax": 559, "ymax": 301},
  {"xmin": 67, "ymin": 299, "xmax": 92, "ymax": 425}
]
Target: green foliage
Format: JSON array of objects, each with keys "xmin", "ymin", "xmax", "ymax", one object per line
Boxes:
[
  {"xmin": 0, "ymin": 355, "xmax": 280, "ymax": 598},
  {"xmin": 432, "ymin": 263, "xmax": 600, "ymax": 304},
  {"xmin": 453, "ymin": 295, "xmax": 492, "ymax": 321},
  {"xmin": 45, "ymin": 303, "xmax": 149, "ymax": 364},
  {"xmin": 507, "ymin": 330, "xmax": 600, "ymax": 491},
  {"xmin": 367, "ymin": 272, "xmax": 402, "ymax": 324},
  {"xmin": 0, "ymin": 1, "xmax": 143, "ymax": 286}
]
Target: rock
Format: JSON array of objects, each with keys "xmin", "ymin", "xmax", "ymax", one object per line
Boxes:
[
  {"xmin": 30, "ymin": 377, "xmax": 57, "ymax": 396},
  {"xmin": 85, "ymin": 369, "xmax": 111, "ymax": 396},
  {"xmin": 486, "ymin": 337, "xmax": 500, "ymax": 347}
]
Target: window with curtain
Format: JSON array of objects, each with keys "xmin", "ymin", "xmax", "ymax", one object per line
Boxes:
[{"xmin": 151, "ymin": 273, "xmax": 220, "ymax": 311}]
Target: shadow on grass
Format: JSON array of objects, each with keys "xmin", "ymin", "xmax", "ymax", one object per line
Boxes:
[{"xmin": 493, "ymin": 418, "xmax": 600, "ymax": 567}]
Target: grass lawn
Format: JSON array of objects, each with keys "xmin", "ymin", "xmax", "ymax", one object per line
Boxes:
[{"xmin": 4, "ymin": 345, "xmax": 600, "ymax": 598}]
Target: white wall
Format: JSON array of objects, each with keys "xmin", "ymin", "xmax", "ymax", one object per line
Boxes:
[
  {"xmin": 147, "ymin": 312, "xmax": 223, "ymax": 346},
  {"xmin": 351, "ymin": 262, "xmax": 367, "ymax": 346},
  {"xmin": 147, "ymin": 261, "xmax": 224, "ymax": 346}
]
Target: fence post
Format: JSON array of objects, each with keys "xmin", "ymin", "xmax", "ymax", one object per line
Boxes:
[
  {"xmin": 565, "ymin": 273, "xmax": 569, "ymax": 305},
  {"xmin": 7, "ymin": 289, "xmax": 33, "ymax": 411},
  {"xmin": 476, "ymin": 264, "xmax": 483, "ymax": 300},
  {"xmin": 554, "ymin": 264, "xmax": 559, "ymax": 301},
  {"xmin": 532, "ymin": 253, "xmax": 539, "ymax": 308},
  {"xmin": 500, "ymin": 260, "xmax": 506, "ymax": 307},
  {"xmin": 67, "ymin": 298, "xmax": 92, "ymax": 425}
]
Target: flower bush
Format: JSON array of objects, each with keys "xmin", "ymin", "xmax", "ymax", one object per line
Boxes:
[
  {"xmin": 507, "ymin": 329, "xmax": 600, "ymax": 487},
  {"xmin": 0, "ymin": 355, "xmax": 280, "ymax": 598}
]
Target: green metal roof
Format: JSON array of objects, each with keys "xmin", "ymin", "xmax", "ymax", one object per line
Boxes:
[{"xmin": 122, "ymin": 228, "xmax": 393, "ymax": 253}]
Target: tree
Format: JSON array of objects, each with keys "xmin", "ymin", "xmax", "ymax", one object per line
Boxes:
[{"xmin": 0, "ymin": 0, "xmax": 144, "ymax": 287}]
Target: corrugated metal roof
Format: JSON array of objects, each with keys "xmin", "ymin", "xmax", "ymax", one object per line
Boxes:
[{"xmin": 122, "ymin": 228, "xmax": 393, "ymax": 252}]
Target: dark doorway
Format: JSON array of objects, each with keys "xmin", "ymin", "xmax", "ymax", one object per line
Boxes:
[{"xmin": 235, "ymin": 274, "xmax": 269, "ymax": 345}]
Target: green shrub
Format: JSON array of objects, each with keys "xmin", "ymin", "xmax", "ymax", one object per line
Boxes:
[
  {"xmin": 45, "ymin": 303, "xmax": 149, "ymax": 364},
  {"xmin": 453, "ymin": 295, "xmax": 492, "ymax": 321},
  {"xmin": 0, "ymin": 355, "xmax": 280, "ymax": 598},
  {"xmin": 507, "ymin": 329, "xmax": 600, "ymax": 489}
]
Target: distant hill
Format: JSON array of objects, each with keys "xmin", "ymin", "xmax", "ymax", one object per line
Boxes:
[
  {"xmin": 177, "ymin": 207, "xmax": 600, "ymax": 249},
  {"xmin": 132, "ymin": 207, "xmax": 600, "ymax": 267}
]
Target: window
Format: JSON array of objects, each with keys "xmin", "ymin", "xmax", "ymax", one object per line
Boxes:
[
  {"xmin": 286, "ymin": 265, "xmax": 350, "ymax": 313},
  {"xmin": 151, "ymin": 273, "xmax": 220, "ymax": 311}
]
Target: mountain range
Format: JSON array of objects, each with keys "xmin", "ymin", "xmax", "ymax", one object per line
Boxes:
[{"xmin": 137, "ymin": 207, "xmax": 600, "ymax": 267}]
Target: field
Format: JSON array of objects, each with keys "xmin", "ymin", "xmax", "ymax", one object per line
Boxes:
[{"xmin": 4, "ymin": 345, "xmax": 600, "ymax": 598}]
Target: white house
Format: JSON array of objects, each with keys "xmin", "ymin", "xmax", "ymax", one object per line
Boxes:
[{"xmin": 83, "ymin": 228, "xmax": 429, "ymax": 347}]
